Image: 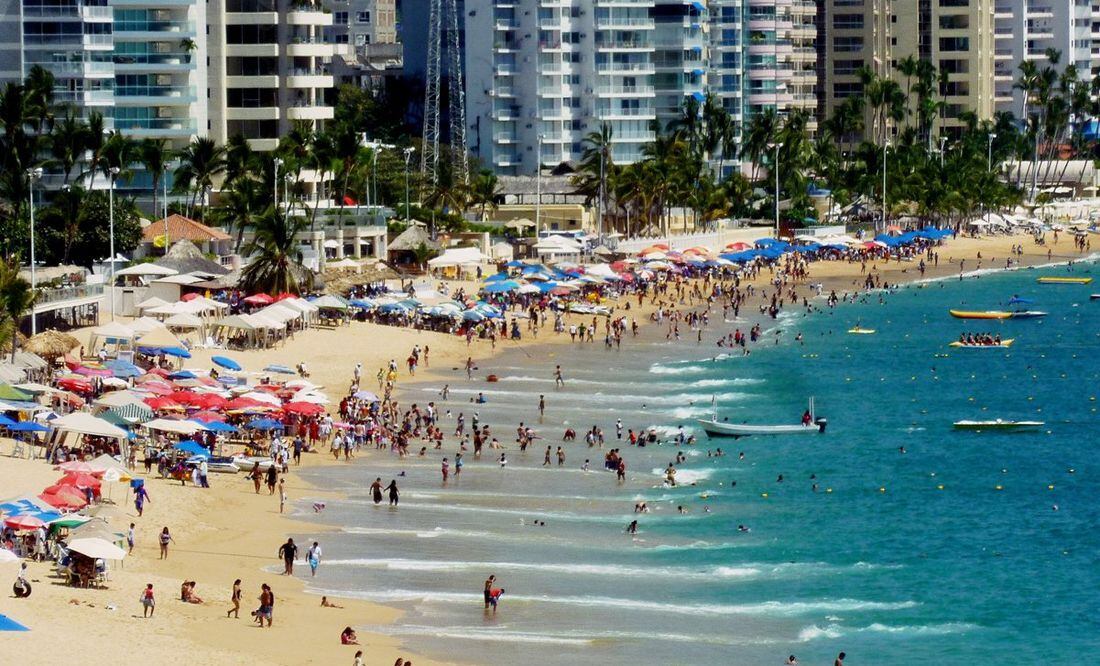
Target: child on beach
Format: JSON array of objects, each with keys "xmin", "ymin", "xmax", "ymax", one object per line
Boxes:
[{"xmin": 140, "ymin": 583, "xmax": 155, "ymax": 617}]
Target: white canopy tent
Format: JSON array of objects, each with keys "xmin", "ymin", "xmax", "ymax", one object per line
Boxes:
[
  {"xmin": 48, "ymin": 412, "xmax": 131, "ymax": 460},
  {"xmin": 144, "ymin": 418, "xmax": 204, "ymax": 436},
  {"xmin": 427, "ymin": 247, "xmax": 492, "ymax": 268},
  {"xmin": 88, "ymin": 321, "xmax": 137, "ymax": 354}
]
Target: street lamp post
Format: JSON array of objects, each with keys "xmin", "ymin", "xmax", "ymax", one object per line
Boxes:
[
  {"xmin": 536, "ymin": 134, "xmax": 544, "ymax": 238},
  {"xmin": 273, "ymin": 157, "xmax": 283, "ymax": 219},
  {"xmin": 881, "ymin": 141, "xmax": 889, "ymax": 233},
  {"xmin": 403, "ymin": 147, "xmax": 415, "ymax": 226},
  {"xmin": 987, "ymin": 132, "xmax": 998, "ymax": 171},
  {"xmin": 26, "ymin": 167, "xmax": 43, "ymax": 335},
  {"xmin": 938, "ymin": 136, "xmax": 947, "ymax": 168},
  {"xmin": 768, "ymin": 142, "xmax": 779, "ymax": 238},
  {"xmin": 108, "ymin": 166, "xmax": 120, "ymax": 320}
]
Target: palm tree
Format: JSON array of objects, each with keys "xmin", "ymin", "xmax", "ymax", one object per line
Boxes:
[
  {"xmin": 577, "ymin": 123, "xmax": 615, "ymax": 232},
  {"xmin": 213, "ymin": 174, "xmax": 264, "ymax": 253},
  {"xmin": 0, "ymin": 256, "xmax": 34, "ymax": 362},
  {"xmin": 139, "ymin": 138, "xmax": 171, "ymax": 219},
  {"xmin": 466, "ymin": 169, "xmax": 500, "ymax": 221},
  {"xmin": 50, "ymin": 108, "xmax": 88, "ymax": 185},
  {"xmin": 239, "ymin": 207, "xmax": 311, "ymax": 295},
  {"xmin": 174, "ymin": 137, "xmax": 226, "ymax": 217}
]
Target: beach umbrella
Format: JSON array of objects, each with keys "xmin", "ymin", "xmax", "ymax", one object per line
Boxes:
[
  {"xmin": 194, "ymin": 420, "xmax": 237, "ymax": 433},
  {"xmin": 57, "ymin": 377, "xmax": 94, "ymax": 394},
  {"xmin": 0, "ymin": 549, "xmax": 19, "ymax": 563},
  {"xmin": 9, "ymin": 421, "xmax": 49, "ymax": 432},
  {"xmin": 211, "ymin": 356, "xmax": 242, "ymax": 371},
  {"xmin": 246, "ymin": 418, "xmax": 284, "ymax": 431},
  {"xmin": 282, "ymin": 401, "xmax": 325, "ymax": 415},
  {"xmin": 483, "ymin": 280, "xmax": 520, "ymax": 293},
  {"xmin": 191, "ymin": 393, "xmax": 229, "ymax": 410},
  {"xmin": 483, "ymin": 272, "xmax": 513, "ymax": 282},
  {"xmin": 57, "ymin": 461, "xmax": 96, "ymax": 474},
  {"xmin": 59, "ymin": 472, "xmax": 101, "ymax": 490},
  {"xmin": 144, "ymin": 396, "xmax": 181, "ymax": 410},
  {"xmin": 263, "ymin": 364, "xmax": 296, "ymax": 375},
  {"xmin": 104, "ymin": 359, "xmax": 143, "ymax": 378},
  {"xmin": 244, "ymin": 293, "xmax": 275, "ymax": 305},
  {"xmin": 159, "ymin": 346, "xmax": 192, "ymax": 358},
  {"xmin": 168, "ymin": 370, "xmax": 197, "ymax": 380},
  {"xmin": 352, "ymin": 390, "xmax": 379, "ymax": 402},
  {"xmin": 174, "ymin": 440, "xmax": 208, "ymax": 457},
  {"xmin": 39, "ymin": 487, "xmax": 88, "ymax": 510},
  {"xmin": 461, "ymin": 310, "xmax": 487, "ymax": 322},
  {"xmin": 0, "ymin": 415, "xmax": 16, "ymax": 427},
  {"xmin": 24, "ymin": 330, "xmax": 81, "ymax": 359},
  {"xmin": 189, "ymin": 410, "xmax": 222, "ymax": 423},
  {"xmin": 4, "ymin": 515, "xmax": 45, "ymax": 531},
  {"xmin": 67, "ymin": 537, "xmax": 127, "ymax": 560}
]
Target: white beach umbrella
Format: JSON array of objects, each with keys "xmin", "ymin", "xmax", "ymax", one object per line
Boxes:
[{"xmin": 67, "ymin": 537, "xmax": 127, "ymax": 560}]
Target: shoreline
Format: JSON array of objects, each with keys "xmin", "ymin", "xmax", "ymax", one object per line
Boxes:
[{"xmin": 3, "ymin": 229, "xmax": 1094, "ymax": 665}]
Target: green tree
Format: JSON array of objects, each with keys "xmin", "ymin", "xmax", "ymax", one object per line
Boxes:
[
  {"xmin": 0, "ymin": 257, "xmax": 34, "ymax": 361},
  {"xmin": 239, "ymin": 208, "xmax": 312, "ymax": 295}
]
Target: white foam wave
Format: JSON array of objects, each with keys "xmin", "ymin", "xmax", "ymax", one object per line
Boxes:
[
  {"xmin": 798, "ymin": 621, "xmax": 975, "ymax": 642},
  {"xmin": 323, "ymin": 557, "xmax": 762, "ymax": 580},
  {"xmin": 652, "ymin": 467, "xmax": 714, "ymax": 484},
  {"xmin": 649, "ymin": 363, "xmax": 707, "ymax": 375},
  {"xmin": 669, "ymin": 405, "xmax": 713, "ymax": 418},
  {"xmin": 689, "ymin": 377, "xmax": 764, "ymax": 388}
]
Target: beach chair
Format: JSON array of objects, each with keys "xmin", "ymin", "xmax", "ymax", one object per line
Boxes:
[{"xmin": 94, "ymin": 559, "xmax": 109, "ymax": 586}]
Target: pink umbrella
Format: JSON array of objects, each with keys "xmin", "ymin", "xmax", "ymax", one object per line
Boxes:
[
  {"xmin": 72, "ymin": 365, "xmax": 114, "ymax": 378},
  {"xmin": 4, "ymin": 515, "xmax": 46, "ymax": 531},
  {"xmin": 244, "ymin": 293, "xmax": 274, "ymax": 305},
  {"xmin": 57, "ymin": 461, "xmax": 95, "ymax": 474}
]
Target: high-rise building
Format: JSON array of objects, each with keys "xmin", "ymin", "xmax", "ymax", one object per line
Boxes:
[
  {"xmin": 742, "ymin": 0, "xmax": 816, "ymax": 120},
  {"xmin": 327, "ymin": 0, "xmax": 403, "ymax": 87},
  {"xmin": 465, "ymin": 0, "xmax": 660, "ymax": 176},
  {"xmin": 205, "ymin": 0, "xmax": 336, "ymax": 152},
  {"xmin": 653, "ymin": 1, "xmax": 707, "ymax": 130},
  {"xmin": 993, "ymin": 0, "xmax": 1098, "ymax": 116},
  {"xmin": 817, "ymin": 0, "xmax": 891, "ymax": 131}
]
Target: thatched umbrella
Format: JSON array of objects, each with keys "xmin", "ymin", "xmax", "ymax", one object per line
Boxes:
[{"xmin": 24, "ymin": 329, "xmax": 81, "ymax": 359}]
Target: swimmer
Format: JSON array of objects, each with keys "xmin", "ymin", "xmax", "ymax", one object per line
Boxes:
[{"xmin": 626, "ymin": 520, "xmax": 638, "ymax": 534}]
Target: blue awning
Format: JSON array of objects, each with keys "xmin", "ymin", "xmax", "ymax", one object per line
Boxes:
[{"xmin": 691, "ymin": 91, "xmax": 705, "ymax": 101}]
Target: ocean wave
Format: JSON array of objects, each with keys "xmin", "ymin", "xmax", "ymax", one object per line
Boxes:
[
  {"xmin": 308, "ymin": 587, "xmax": 917, "ymax": 618},
  {"xmin": 689, "ymin": 377, "xmax": 764, "ymax": 388},
  {"xmin": 649, "ymin": 540, "xmax": 743, "ymax": 552},
  {"xmin": 652, "ymin": 467, "xmax": 713, "ymax": 484},
  {"xmin": 379, "ymin": 624, "xmax": 781, "ymax": 647},
  {"xmin": 323, "ymin": 557, "xmax": 763, "ymax": 580},
  {"xmin": 649, "ymin": 363, "xmax": 708, "ymax": 375},
  {"xmin": 798, "ymin": 621, "xmax": 976, "ymax": 642},
  {"xmin": 668, "ymin": 405, "xmax": 713, "ymax": 418}
]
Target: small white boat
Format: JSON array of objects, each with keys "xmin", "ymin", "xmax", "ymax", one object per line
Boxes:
[
  {"xmin": 698, "ymin": 397, "xmax": 827, "ymax": 438},
  {"xmin": 231, "ymin": 455, "xmax": 275, "ymax": 472},
  {"xmin": 953, "ymin": 419, "xmax": 1045, "ymax": 431},
  {"xmin": 1009, "ymin": 311, "xmax": 1047, "ymax": 319}
]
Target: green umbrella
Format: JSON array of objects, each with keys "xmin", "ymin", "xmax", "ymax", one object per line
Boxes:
[{"xmin": 0, "ymin": 383, "xmax": 34, "ymax": 402}]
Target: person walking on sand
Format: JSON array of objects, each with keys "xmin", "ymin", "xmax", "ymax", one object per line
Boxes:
[
  {"xmin": 465, "ymin": 356, "xmax": 474, "ymax": 380},
  {"xmin": 385, "ymin": 479, "xmax": 400, "ymax": 506},
  {"xmin": 257, "ymin": 583, "xmax": 274, "ymax": 627},
  {"xmin": 140, "ymin": 583, "xmax": 155, "ymax": 618},
  {"xmin": 127, "ymin": 523, "xmax": 135, "ymax": 553},
  {"xmin": 307, "ymin": 541, "xmax": 322, "ymax": 577},
  {"xmin": 134, "ymin": 484, "xmax": 149, "ymax": 516},
  {"xmin": 278, "ymin": 538, "xmax": 298, "ymax": 575},
  {"xmin": 265, "ymin": 464, "xmax": 278, "ymax": 494},
  {"xmin": 278, "ymin": 478, "xmax": 287, "ymax": 514},
  {"xmin": 250, "ymin": 464, "xmax": 263, "ymax": 493},
  {"xmin": 158, "ymin": 527, "xmax": 174, "ymax": 559},
  {"xmin": 227, "ymin": 579, "xmax": 242, "ymax": 618}
]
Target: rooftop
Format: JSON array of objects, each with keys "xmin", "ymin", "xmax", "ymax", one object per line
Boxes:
[{"xmin": 143, "ymin": 215, "xmax": 232, "ymax": 244}]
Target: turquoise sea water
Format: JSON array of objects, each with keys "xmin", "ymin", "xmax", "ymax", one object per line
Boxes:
[{"xmin": 298, "ymin": 261, "xmax": 1099, "ymax": 665}]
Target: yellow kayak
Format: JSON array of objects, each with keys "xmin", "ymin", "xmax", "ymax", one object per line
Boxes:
[
  {"xmin": 948, "ymin": 338, "xmax": 1014, "ymax": 348},
  {"xmin": 1037, "ymin": 276, "xmax": 1092, "ymax": 284},
  {"xmin": 949, "ymin": 310, "xmax": 1012, "ymax": 320},
  {"xmin": 848, "ymin": 328, "xmax": 876, "ymax": 334}
]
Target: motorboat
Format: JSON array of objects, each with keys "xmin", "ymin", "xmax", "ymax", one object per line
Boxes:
[
  {"xmin": 231, "ymin": 455, "xmax": 275, "ymax": 472},
  {"xmin": 1091, "ymin": 294, "xmax": 1100, "ymax": 300},
  {"xmin": 1006, "ymin": 297, "xmax": 1046, "ymax": 319},
  {"xmin": 698, "ymin": 397, "xmax": 827, "ymax": 438},
  {"xmin": 953, "ymin": 419, "xmax": 1045, "ymax": 431},
  {"xmin": 949, "ymin": 310, "xmax": 1011, "ymax": 320},
  {"xmin": 184, "ymin": 455, "xmax": 240, "ymax": 474},
  {"xmin": 948, "ymin": 338, "xmax": 1014, "ymax": 348},
  {"xmin": 1037, "ymin": 276, "xmax": 1092, "ymax": 284}
]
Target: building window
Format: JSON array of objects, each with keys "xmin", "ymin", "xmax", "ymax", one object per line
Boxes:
[
  {"xmin": 833, "ymin": 82, "xmax": 863, "ymax": 98},
  {"xmin": 833, "ymin": 36, "xmax": 864, "ymax": 52},
  {"xmin": 833, "ymin": 59, "xmax": 863, "ymax": 76},
  {"xmin": 336, "ymin": 34, "xmax": 349, "ymax": 43},
  {"xmin": 832, "ymin": 14, "xmax": 864, "ymax": 30},
  {"xmin": 939, "ymin": 37, "xmax": 970, "ymax": 52},
  {"xmin": 227, "ymin": 87, "xmax": 278, "ymax": 107},
  {"xmin": 225, "ymin": 24, "xmax": 278, "ymax": 44},
  {"xmin": 334, "ymin": 11, "xmax": 348, "ymax": 24},
  {"xmin": 356, "ymin": 11, "xmax": 370, "ymax": 23}
]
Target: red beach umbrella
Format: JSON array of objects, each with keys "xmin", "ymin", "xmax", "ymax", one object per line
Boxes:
[
  {"xmin": 57, "ymin": 377, "xmax": 94, "ymax": 394},
  {"xmin": 59, "ymin": 472, "xmax": 102, "ymax": 489},
  {"xmin": 39, "ymin": 491, "xmax": 87, "ymax": 510},
  {"xmin": 4, "ymin": 515, "xmax": 46, "ymax": 530},
  {"xmin": 181, "ymin": 292, "xmax": 200, "ymax": 301},
  {"xmin": 145, "ymin": 395, "xmax": 181, "ymax": 410},
  {"xmin": 282, "ymin": 401, "xmax": 325, "ymax": 416},
  {"xmin": 243, "ymin": 293, "xmax": 274, "ymax": 305}
]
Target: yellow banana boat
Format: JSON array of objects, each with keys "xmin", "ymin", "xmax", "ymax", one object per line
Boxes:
[
  {"xmin": 1037, "ymin": 276, "xmax": 1092, "ymax": 284},
  {"xmin": 949, "ymin": 310, "xmax": 1012, "ymax": 320}
]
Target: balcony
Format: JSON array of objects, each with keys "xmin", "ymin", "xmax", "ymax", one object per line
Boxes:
[
  {"xmin": 595, "ymin": 0, "xmax": 653, "ymax": 5},
  {"xmin": 1026, "ymin": 4, "xmax": 1053, "ymax": 17},
  {"xmin": 114, "ymin": 84, "xmax": 197, "ymax": 105},
  {"xmin": 53, "ymin": 89, "xmax": 115, "ymax": 105},
  {"xmin": 596, "ymin": 84, "xmax": 655, "ymax": 96},
  {"xmin": 287, "ymin": 104, "xmax": 334, "ymax": 120},
  {"xmin": 114, "ymin": 116, "xmax": 198, "ymax": 137},
  {"xmin": 493, "ymin": 86, "xmax": 518, "ymax": 97},
  {"xmin": 113, "ymin": 19, "xmax": 196, "ymax": 39},
  {"xmin": 32, "ymin": 284, "xmax": 103, "ymax": 316},
  {"xmin": 596, "ymin": 39, "xmax": 652, "ymax": 51},
  {"xmin": 493, "ymin": 40, "xmax": 521, "ymax": 52},
  {"xmin": 495, "ymin": 19, "xmax": 520, "ymax": 29},
  {"xmin": 286, "ymin": 40, "xmax": 334, "ymax": 57},
  {"xmin": 492, "ymin": 105, "xmax": 521, "ymax": 120},
  {"xmin": 596, "ymin": 17, "xmax": 654, "ymax": 29},
  {"xmin": 286, "ymin": 71, "xmax": 334, "ymax": 88},
  {"xmin": 110, "ymin": 0, "xmax": 196, "ymax": 5},
  {"xmin": 493, "ymin": 153, "xmax": 521, "ymax": 166},
  {"xmin": 38, "ymin": 60, "xmax": 115, "ymax": 79},
  {"xmin": 493, "ymin": 133, "xmax": 518, "ymax": 143},
  {"xmin": 595, "ymin": 61, "xmax": 656, "ymax": 74},
  {"xmin": 595, "ymin": 106, "xmax": 654, "ymax": 117}
]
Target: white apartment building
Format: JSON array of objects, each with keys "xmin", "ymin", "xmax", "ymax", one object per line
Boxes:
[
  {"xmin": 327, "ymin": 0, "xmax": 403, "ymax": 87},
  {"xmin": 465, "ymin": 0, "xmax": 659, "ymax": 176},
  {"xmin": 205, "ymin": 0, "xmax": 337, "ymax": 152},
  {"xmin": 653, "ymin": 1, "xmax": 707, "ymax": 128},
  {"xmin": 993, "ymin": 0, "xmax": 1098, "ymax": 115}
]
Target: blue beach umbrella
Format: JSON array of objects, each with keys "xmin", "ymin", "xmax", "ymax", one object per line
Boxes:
[
  {"xmin": 9, "ymin": 421, "xmax": 49, "ymax": 432},
  {"xmin": 484, "ymin": 272, "xmax": 512, "ymax": 282},
  {"xmin": 160, "ymin": 346, "xmax": 192, "ymax": 359},
  {"xmin": 483, "ymin": 281, "xmax": 520, "ymax": 294},
  {"xmin": 246, "ymin": 418, "xmax": 284, "ymax": 431},
  {"xmin": 212, "ymin": 355, "xmax": 242, "ymax": 371},
  {"xmin": 174, "ymin": 440, "xmax": 208, "ymax": 457},
  {"xmin": 169, "ymin": 370, "xmax": 197, "ymax": 380},
  {"xmin": 104, "ymin": 359, "xmax": 143, "ymax": 378},
  {"xmin": 0, "ymin": 415, "xmax": 17, "ymax": 427},
  {"xmin": 263, "ymin": 364, "xmax": 295, "ymax": 375}
]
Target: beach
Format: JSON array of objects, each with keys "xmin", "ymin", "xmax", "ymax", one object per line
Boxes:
[{"xmin": 2, "ymin": 228, "xmax": 1096, "ymax": 665}]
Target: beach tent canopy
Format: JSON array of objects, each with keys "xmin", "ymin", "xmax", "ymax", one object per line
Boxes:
[
  {"xmin": 134, "ymin": 296, "xmax": 170, "ymax": 311},
  {"xmin": 164, "ymin": 312, "xmax": 204, "ymax": 329},
  {"xmin": 116, "ymin": 264, "xmax": 178, "ymax": 277},
  {"xmin": 427, "ymin": 247, "xmax": 492, "ymax": 267},
  {"xmin": 214, "ymin": 315, "xmax": 256, "ymax": 331},
  {"xmin": 310, "ymin": 295, "xmax": 350, "ymax": 310},
  {"xmin": 135, "ymin": 327, "xmax": 185, "ymax": 350},
  {"xmin": 50, "ymin": 412, "xmax": 128, "ymax": 439},
  {"xmin": 144, "ymin": 418, "xmax": 204, "ymax": 435}
]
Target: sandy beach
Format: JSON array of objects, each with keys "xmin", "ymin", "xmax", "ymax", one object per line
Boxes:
[{"xmin": 1, "ymin": 228, "xmax": 1092, "ymax": 665}]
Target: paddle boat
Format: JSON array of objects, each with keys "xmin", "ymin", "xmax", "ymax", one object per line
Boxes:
[
  {"xmin": 949, "ymin": 310, "xmax": 1012, "ymax": 320},
  {"xmin": 1090, "ymin": 294, "xmax": 1100, "ymax": 300},
  {"xmin": 698, "ymin": 397, "xmax": 827, "ymax": 438},
  {"xmin": 948, "ymin": 338, "xmax": 1014, "ymax": 348},
  {"xmin": 1037, "ymin": 276, "xmax": 1092, "ymax": 284},
  {"xmin": 953, "ymin": 419, "xmax": 1045, "ymax": 431},
  {"xmin": 1006, "ymin": 296, "xmax": 1046, "ymax": 319},
  {"xmin": 847, "ymin": 327, "xmax": 876, "ymax": 334}
]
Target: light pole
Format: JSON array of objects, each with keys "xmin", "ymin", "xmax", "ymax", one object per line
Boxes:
[
  {"xmin": 536, "ymin": 134, "xmax": 544, "ymax": 237},
  {"xmin": 108, "ymin": 166, "xmax": 120, "ymax": 320},
  {"xmin": 273, "ymin": 157, "xmax": 283, "ymax": 218},
  {"xmin": 768, "ymin": 142, "xmax": 779, "ymax": 238},
  {"xmin": 403, "ymin": 147, "xmax": 415, "ymax": 225},
  {"xmin": 881, "ymin": 140, "xmax": 889, "ymax": 233},
  {"xmin": 938, "ymin": 136, "xmax": 947, "ymax": 168},
  {"xmin": 26, "ymin": 167, "xmax": 42, "ymax": 335},
  {"xmin": 987, "ymin": 132, "xmax": 997, "ymax": 171}
]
